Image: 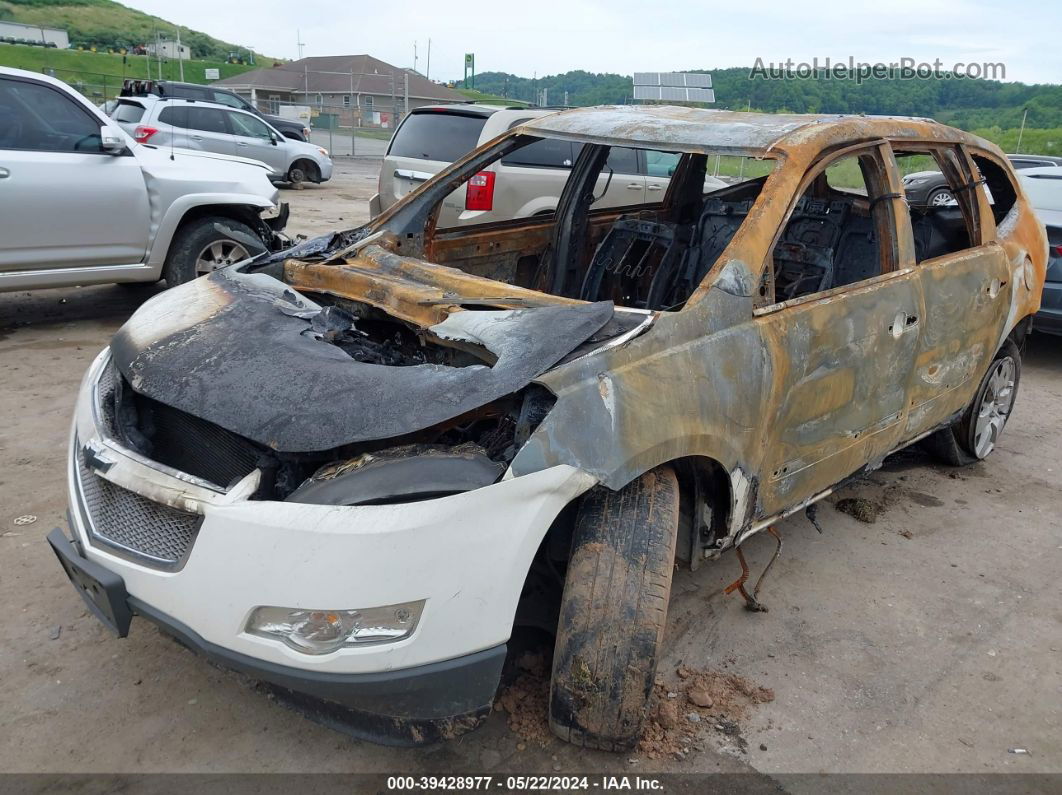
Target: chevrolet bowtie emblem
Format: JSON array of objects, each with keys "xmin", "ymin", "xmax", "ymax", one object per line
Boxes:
[{"xmin": 83, "ymin": 439, "xmax": 116, "ymax": 474}]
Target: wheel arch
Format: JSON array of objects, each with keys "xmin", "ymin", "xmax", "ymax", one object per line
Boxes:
[
  {"xmin": 147, "ymin": 196, "xmax": 273, "ymax": 270},
  {"xmin": 288, "ymin": 158, "xmax": 321, "ymax": 183}
]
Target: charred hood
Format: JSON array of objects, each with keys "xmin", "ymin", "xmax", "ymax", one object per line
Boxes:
[{"xmin": 110, "ymin": 267, "xmax": 613, "ymax": 452}]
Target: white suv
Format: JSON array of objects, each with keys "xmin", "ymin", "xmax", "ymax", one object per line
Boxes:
[
  {"xmin": 0, "ymin": 67, "xmax": 290, "ymax": 290},
  {"xmin": 371, "ymin": 104, "xmax": 725, "ymax": 226},
  {"xmin": 111, "ymin": 96, "xmax": 333, "ymax": 186}
]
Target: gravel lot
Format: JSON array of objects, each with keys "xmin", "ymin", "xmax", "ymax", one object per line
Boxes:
[{"xmin": 1, "ymin": 159, "xmax": 1059, "ymax": 781}]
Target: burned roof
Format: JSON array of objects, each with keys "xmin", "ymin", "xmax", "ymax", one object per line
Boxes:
[{"xmin": 519, "ymin": 105, "xmax": 989, "ymax": 157}]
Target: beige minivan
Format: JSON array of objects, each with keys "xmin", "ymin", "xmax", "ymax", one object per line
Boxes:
[{"xmin": 371, "ymin": 104, "xmax": 724, "ymax": 227}]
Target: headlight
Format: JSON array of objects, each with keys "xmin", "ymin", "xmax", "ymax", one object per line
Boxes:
[
  {"xmin": 246, "ymin": 600, "xmax": 424, "ymax": 654},
  {"xmin": 316, "ymin": 147, "xmax": 329, "ymax": 157}
]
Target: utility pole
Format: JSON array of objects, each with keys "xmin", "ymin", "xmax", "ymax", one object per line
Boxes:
[
  {"xmin": 426, "ymin": 38, "xmax": 431, "ymax": 80},
  {"xmin": 404, "ymin": 71, "xmax": 409, "ymax": 120},
  {"xmin": 1016, "ymin": 107, "xmax": 1029, "ymax": 154},
  {"xmin": 413, "ymin": 41, "xmax": 418, "ymax": 73},
  {"xmin": 296, "ymin": 29, "xmax": 305, "ymax": 60},
  {"xmin": 176, "ymin": 27, "xmax": 184, "ymax": 82}
]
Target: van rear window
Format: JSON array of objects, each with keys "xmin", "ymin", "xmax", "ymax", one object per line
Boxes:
[
  {"xmin": 388, "ymin": 112, "xmax": 487, "ymax": 162},
  {"xmin": 112, "ymin": 102, "xmax": 145, "ymax": 123}
]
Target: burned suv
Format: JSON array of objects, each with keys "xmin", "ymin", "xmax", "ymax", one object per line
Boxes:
[{"xmin": 50, "ymin": 106, "xmax": 1046, "ymax": 750}]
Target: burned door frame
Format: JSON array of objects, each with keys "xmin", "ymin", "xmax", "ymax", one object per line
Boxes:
[
  {"xmin": 750, "ymin": 140, "xmax": 924, "ymax": 519},
  {"xmin": 893, "ymin": 141, "xmax": 1013, "ymax": 439}
]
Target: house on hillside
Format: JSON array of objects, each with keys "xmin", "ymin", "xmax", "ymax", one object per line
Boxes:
[
  {"xmin": 210, "ymin": 54, "xmax": 466, "ymax": 128},
  {"xmin": 146, "ymin": 39, "xmax": 190, "ymax": 61}
]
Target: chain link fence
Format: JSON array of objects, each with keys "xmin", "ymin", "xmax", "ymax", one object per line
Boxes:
[
  {"xmin": 261, "ymin": 98, "xmax": 397, "ymax": 159},
  {"xmin": 244, "ymin": 68, "xmax": 415, "ymax": 158},
  {"xmin": 40, "ymin": 66, "xmax": 124, "ymax": 106}
]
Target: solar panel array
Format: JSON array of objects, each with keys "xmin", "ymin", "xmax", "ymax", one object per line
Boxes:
[
  {"xmin": 633, "ymin": 72, "xmax": 713, "ymax": 88},
  {"xmin": 632, "ymin": 72, "xmax": 715, "ymax": 103}
]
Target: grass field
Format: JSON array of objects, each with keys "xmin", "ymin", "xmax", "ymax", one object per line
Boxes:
[
  {"xmin": 0, "ymin": 42, "xmax": 262, "ymax": 99},
  {"xmin": 0, "ymin": 41, "xmax": 261, "ymax": 86}
]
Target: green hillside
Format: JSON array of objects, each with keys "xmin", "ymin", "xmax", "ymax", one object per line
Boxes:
[
  {"xmin": 471, "ymin": 67, "xmax": 1062, "ymax": 156},
  {"xmin": 0, "ymin": 42, "xmax": 267, "ymax": 101},
  {"xmin": 0, "ymin": 0, "xmax": 272, "ymax": 62}
]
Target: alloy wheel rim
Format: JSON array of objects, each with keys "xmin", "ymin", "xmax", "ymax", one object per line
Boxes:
[
  {"xmin": 972, "ymin": 357, "xmax": 1016, "ymax": 458},
  {"xmin": 194, "ymin": 240, "xmax": 250, "ymax": 275},
  {"xmin": 930, "ymin": 191, "xmax": 954, "ymax": 206}
]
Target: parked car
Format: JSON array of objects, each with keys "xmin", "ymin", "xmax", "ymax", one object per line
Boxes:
[
  {"xmin": 50, "ymin": 106, "xmax": 1045, "ymax": 752},
  {"xmin": 1018, "ymin": 165, "xmax": 1062, "ymax": 334},
  {"xmin": 1008, "ymin": 153, "xmax": 1062, "ymax": 171},
  {"xmin": 903, "ymin": 152, "xmax": 1062, "ymax": 207},
  {"xmin": 0, "ymin": 66, "xmax": 290, "ymax": 291},
  {"xmin": 110, "ymin": 96, "xmax": 333, "ymax": 186},
  {"xmin": 120, "ymin": 79, "xmax": 311, "ymax": 142},
  {"xmin": 371, "ymin": 104, "xmax": 726, "ymax": 225}
]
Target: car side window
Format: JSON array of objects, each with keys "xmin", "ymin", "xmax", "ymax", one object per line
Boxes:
[
  {"xmin": 970, "ymin": 153, "xmax": 1018, "ymax": 225},
  {"xmin": 211, "ymin": 91, "xmax": 248, "ymax": 110},
  {"xmin": 605, "ymin": 146, "xmax": 639, "ymax": 175},
  {"xmin": 229, "ymin": 112, "xmax": 273, "ymax": 140},
  {"xmin": 763, "ymin": 146, "xmax": 898, "ymax": 305},
  {"xmin": 158, "ymin": 106, "xmax": 188, "ymax": 128},
  {"xmin": 0, "ymin": 77, "xmax": 102, "ymax": 153},
  {"xmin": 894, "ymin": 146, "xmax": 980, "ymax": 262},
  {"xmin": 644, "ymin": 150, "xmax": 680, "ymax": 178},
  {"xmin": 501, "ymin": 137, "xmax": 576, "ymax": 168},
  {"xmin": 187, "ymin": 107, "xmax": 230, "ymax": 134}
]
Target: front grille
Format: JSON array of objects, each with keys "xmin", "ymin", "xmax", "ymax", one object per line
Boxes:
[
  {"xmin": 75, "ymin": 442, "xmax": 202, "ymax": 569},
  {"xmin": 132, "ymin": 393, "xmax": 262, "ymax": 489},
  {"xmin": 99, "ymin": 359, "xmax": 262, "ymax": 489}
]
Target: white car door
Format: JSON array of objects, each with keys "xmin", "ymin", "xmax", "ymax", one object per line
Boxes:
[
  {"xmin": 227, "ymin": 110, "xmax": 286, "ymax": 174},
  {"xmin": 599, "ymin": 145, "xmax": 646, "ymax": 206},
  {"xmin": 0, "ymin": 74, "xmax": 151, "ymax": 272}
]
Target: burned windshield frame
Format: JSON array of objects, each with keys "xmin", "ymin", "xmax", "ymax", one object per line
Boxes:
[{"xmin": 374, "ymin": 130, "xmax": 779, "ymax": 311}]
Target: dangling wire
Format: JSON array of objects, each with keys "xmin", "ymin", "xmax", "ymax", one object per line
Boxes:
[{"xmin": 724, "ymin": 526, "xmax": 783, "ymax": 612}]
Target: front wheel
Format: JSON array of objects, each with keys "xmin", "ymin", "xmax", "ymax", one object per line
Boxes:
[
  {"xmin": 286, "ymin": 160, "xmax": 318, "ymax": 186},
  {"xmin": 549, "ymin": 466, "xmax": 680, "ymax": 750},
  {"xmin": 927, "ymin": 187, "xmax": 955, "ymax": 206},
  {"xmin": 926, "ymin": 341, "xmax": 1021, "ymax": 465},
  {"xmin": 162, "ymin": 217, "xmax": 264, "ymax": 287}
]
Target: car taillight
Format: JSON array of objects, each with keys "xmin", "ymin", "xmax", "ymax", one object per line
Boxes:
[
  {"xmin": 133, "ymin": 125, "xmax": 158, "ymax": 144},
  {"xmin": 1053, "ymin": 244, "xmax": 1062, "ymax": 257},
  {"xmin": 465, "ymin": 171, "xmax": 495, "ymax": 211}
]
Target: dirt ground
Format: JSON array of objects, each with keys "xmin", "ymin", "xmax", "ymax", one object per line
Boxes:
[{"xmin": 1, "ymin": 159, "xmax": 1059, "ymax": 781}]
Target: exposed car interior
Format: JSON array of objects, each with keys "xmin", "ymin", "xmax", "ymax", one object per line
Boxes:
[
  {"xmin": 426, "ymin": 139, "xmax": 776, "ymax": 311},
  {"xmin": 895, "ymin": 149, "xmax": 980, "ymax": 262}
]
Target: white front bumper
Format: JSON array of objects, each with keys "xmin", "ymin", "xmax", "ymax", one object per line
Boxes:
[{"xmin": 70, "ymin": 350, "xmax": 596, "ymax": 675}]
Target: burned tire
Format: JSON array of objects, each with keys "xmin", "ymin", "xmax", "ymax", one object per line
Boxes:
[
  {"xmin": 925, "ymin": 340, "xmax": 1021, "ymax": 466},
  {"xmin": 162, "ymin": 217, "xmax": 263, "ymax": 287},
  {"xmin": 549, "ymin": 465, "xmax": 680, "ymax": 751}
]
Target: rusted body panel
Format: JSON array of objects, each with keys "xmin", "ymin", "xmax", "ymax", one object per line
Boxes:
[{"xmin": 116, "ymin": 106, "xmax": 1048, "ymax": 549}]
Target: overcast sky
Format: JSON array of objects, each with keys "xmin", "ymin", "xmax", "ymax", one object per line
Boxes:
[{"xmin": 126, "ymin": 0, "xmax": 1060, "ymax": 84}]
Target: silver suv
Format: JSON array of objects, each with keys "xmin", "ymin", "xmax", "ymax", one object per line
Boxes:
[
  {"xmin": 371, "ymin": 104, "xmax": 725, "ymax": 226},
  {"xmin": 111, "ymin": 96, "xmax": 333, "ymax": 186},
  {"xmin": 0, "ymin": 67, "xmax": 290, "ymax": 290}
]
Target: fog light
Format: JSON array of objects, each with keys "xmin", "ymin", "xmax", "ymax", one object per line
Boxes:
[{"xmin": 246, "ymin": 600, "xmax": 424, "ymax": 654}]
